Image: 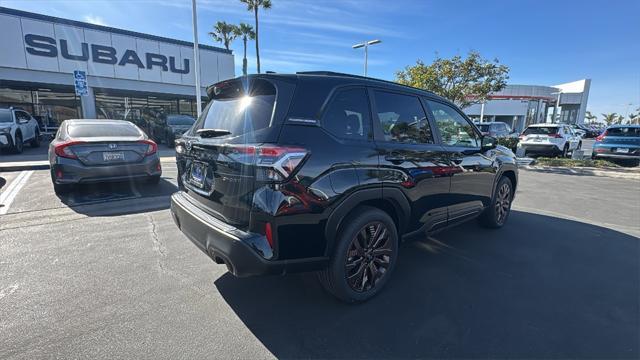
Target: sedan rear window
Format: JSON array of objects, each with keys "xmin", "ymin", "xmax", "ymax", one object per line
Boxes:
[
  {"xmin": 193, "ymin": 79, "xmax": 276, "ymax": 138},
  {"xmin": 607, "ymin": 127, "xmax": 640, "ymax": 137},
  {"xmin": 68, "ymin": 123, "xmax": 142, "ymax": 137},
  {"xmin": 523, "ymin": 126, "xmax": 559, "ymax": 135}
]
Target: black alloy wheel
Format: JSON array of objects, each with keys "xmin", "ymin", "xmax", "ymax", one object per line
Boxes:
[
  {"xmin": 345, "ymin": 221, "xmax": 393, "ymax": 292},
  {"xmin": 14, "ymin": 133, "xmax": 23, "ymax": 154},
  {"xmin": 494, "ymin": 181, "xmax": 512, "ymax": 226}
]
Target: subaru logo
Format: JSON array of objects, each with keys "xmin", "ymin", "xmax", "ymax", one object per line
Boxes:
[{"xmin": 108, "ymin": 143, "xmax": 117, "ymax": 149}]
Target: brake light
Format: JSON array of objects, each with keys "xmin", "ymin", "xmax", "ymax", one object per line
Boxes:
[
  {"xmin": 596, "ymin": 131, "xmax": 607, "ymax": 141},
  {"xmin": 264, "ymin": 222, "xmax": 274, "ymax": 249},
  {"xmin": 54, "ymin": 141, "xmax": 84, "ymax": 159},
  {"xmin": 139, "ymin": 140, "xmax": 157, "ymax": 156},
  {"xmin": 227, "ymin": 144, "xmax": 308, "ymax": 182}
]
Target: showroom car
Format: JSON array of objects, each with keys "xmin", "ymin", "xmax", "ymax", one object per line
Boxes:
[{"xmin": 0, "ymin": 107, "xmax": 41, "ymax": 153}]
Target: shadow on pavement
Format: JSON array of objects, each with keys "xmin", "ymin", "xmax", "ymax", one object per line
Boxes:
[
  {"xmin": 58, "ymin": 177, "xmax": 176, "ymax": 216},
  {"xmin": 214, "ymin": 210, "xmax": 639, "ymax": 359}
]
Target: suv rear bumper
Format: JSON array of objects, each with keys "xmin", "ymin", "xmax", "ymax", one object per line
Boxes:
[
  {"xmin": 170, "ymin": 191, "xmax": 327, "ymax": 277},
  {"xmin": 519, "ymin": 143, "xmax": 562, "ymax": 155}
]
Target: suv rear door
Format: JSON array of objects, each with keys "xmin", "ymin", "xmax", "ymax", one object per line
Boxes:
[{"xmin": 371, "ymin": 89, "xmax": 450, "ymax": 233}]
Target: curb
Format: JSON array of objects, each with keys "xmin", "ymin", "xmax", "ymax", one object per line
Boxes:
[
  {"xmin": 521, "ymin": 165, "xmax": 640, "ymax": 180},
  {"xmin": 0, "ymin": 157, "xmax": 176, "ymax": 172}
]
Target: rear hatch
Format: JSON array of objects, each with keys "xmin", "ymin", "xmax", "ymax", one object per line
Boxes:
[
  {"xmin": 598, "ymin": 127, "xmax": 640, "ymax": 154},
  {"xmin": 179, "ymin": 76, "xmax": 297, "ymax": 229},
  {"xmin": 521, "ymin": 126, "xmax": 561, "ymax": 143}
]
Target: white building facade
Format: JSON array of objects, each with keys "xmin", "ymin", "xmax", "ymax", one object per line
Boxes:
[
  {"xmin": 464, "ymin": 79, "xmax": 591, "ymax": 133},
  {"xmin": 0, "ymin": 7, "xmax": 234, "ymax": 128}
]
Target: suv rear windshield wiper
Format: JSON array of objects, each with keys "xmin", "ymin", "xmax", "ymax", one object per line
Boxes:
[{"xmin": 196, "ymin": 128, "xmax": 232, "ymax": 138}]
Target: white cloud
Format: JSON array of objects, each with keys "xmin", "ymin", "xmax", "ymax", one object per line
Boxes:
[{"xmin": 83, "ymin": 15, "xmax": 107, "ymax": 26}]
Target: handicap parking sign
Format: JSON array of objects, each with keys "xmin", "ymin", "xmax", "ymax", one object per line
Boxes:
[{"xmin": 73, "ymin": 70, "xmax": 88, "ymax": 96}]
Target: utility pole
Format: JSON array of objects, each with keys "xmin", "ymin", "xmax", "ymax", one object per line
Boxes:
[
  {"xmin": 352, "ymin": 39, "xmax": 381, "ymax": 77},
  {"xmin": 192, "ymin": 0, "xmax": 202, "ymax": 117}
]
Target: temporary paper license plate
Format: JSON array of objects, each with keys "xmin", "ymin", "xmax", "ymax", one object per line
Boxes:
[
  {"xmin": 103, "ymin": 151, "xmax": 125, "ymax": 161},
  {"xmin": 616, "ymin": 148, "xmax": 629, "ymax": 154}
]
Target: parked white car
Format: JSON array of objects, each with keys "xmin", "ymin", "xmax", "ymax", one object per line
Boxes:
[
  {"xmin": 518, "ymin": 124, "xmax": 581, "ymax": 157},
  {"xmin": 0, "ymin": 108, "xmax": 41, "ymax": 154}
]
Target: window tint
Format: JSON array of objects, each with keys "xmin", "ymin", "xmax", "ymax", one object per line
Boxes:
[
  {"xmin": 16, "ymin": 111, "xmax": 30, "ymax": 121},
  {"xmin": 0, "ymin": 110, "xmax": 12, "ymax": 123},
  {"xmin": 322, "ymin": 88, "xmax": 371, "ymax": 140},
  {"xmin": 68, "ymin": 123, "xmax": 142, "ymax": 137},
  {"xmin": 607, "ymin": 127, "xmax": 640, "ymax": 137},
  {"xmin": 523, "ymin": 126, "xmax": 559, "ymax": 135},
  {"xmin": 426, "ymin": 100, "xmax": 480, "ymax": 147},
  {"xmin": 373, "ymin": 91, "xmax": 433, "ymax": 144}
]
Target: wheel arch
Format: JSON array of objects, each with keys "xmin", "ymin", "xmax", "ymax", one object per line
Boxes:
[{"xmin": 324, "ymin": 187, "xmax": 410, "ymax": 257}]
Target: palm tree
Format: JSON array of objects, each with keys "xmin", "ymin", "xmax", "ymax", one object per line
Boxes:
[
  {"xmin": 240, "ymin": 0, "xmax": 272, "ymax": 73},
  {"xmin": 601, "ymin": 113, "xmax": 618, "ymax": 126},
  {"xmin": 616, "ymin": 114, "xmax": 626, "ymax": 125},
  {"xmin": 585, "ymin": 111, "xmax": 597, "ymax": 124},
  {"xmin": 209, "ymin": 21, "xmax": 237, "ymax": 51},
  {"xmin": 234, "ymin": 23, "xmax": 255, "ymax": 76}
]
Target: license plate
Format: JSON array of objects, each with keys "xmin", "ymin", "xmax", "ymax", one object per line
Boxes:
[
  {"xmin": 103, "ymin": 151, "xmax": 125, "ymax": 161},
  {"xmin": 189, "ymin": 162, "xmax": 207, "ymax": 188},
  {"xmin": 616, "ymin": 148, "xmax": 629, "ymax": 154},
  {"xmin": 533, "ymin": 138, "xmax": 543, "ymax": 142}
]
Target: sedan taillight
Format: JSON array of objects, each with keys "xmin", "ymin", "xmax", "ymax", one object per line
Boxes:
[
  {"xmin": 139, "ymin": 140, "xmax": 157, "ymax": 156},
  {"xmin": 54, "ymin": 141, "xmax": 84, "ymax": 159}
]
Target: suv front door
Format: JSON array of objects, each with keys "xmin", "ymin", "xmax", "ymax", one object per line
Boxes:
[
  {"xmin": 425, "ymin": 99, "xmax": 495, "ymax": 223},
  {"xmin": 15, "ymin": 111, "xmax": 34, "ymax": 142},
  {"xmin": 371, "ymin": 89, "xmax": 450, "ymax": 233}
]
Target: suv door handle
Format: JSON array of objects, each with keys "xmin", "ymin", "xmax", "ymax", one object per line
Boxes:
[{"xmin": 385, "ymin": 154, "xmax": 407, "ymax": 163}]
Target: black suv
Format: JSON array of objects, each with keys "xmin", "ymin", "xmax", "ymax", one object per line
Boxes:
[{"xmin": 171, "ymin": 72, "xmax": 518, "ymax": 302}]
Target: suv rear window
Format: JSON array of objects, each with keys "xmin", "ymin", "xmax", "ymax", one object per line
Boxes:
[
  {"xmin": 68, "ymin": 123, "xmax": 142, "ymax": 137},
  {"xmin": 607, "ymin": 127, "xmax": 640, "ymax": 137},
  {"xmin": 0, "ymin": 111, "xmax": 12, "ymax": 123},
  {"xmin": 523, "ymin": 126, "xmax": 559, "ymax": 135},
  {"xmin": 194, "ymin": 79, "xmax": 276, "ymax": 139}
]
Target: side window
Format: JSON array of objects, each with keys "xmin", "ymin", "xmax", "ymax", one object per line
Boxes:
[
  {"xmin": 15, "ymin": 111, "xmax": 30, "ymax": 123},
  {"xmin": 373, "ymin": 91, "xmax": 434, "ymax": 144},
  {"xmin": 321, "ymin": 88, "xmax": 371, "ymax": 140},
  {"xmin": 426, "ymin": 100, "xmax": 480, "ymax": 148}
]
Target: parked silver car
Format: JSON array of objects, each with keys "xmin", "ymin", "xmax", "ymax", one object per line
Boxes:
[{"xmin": 48, "ymin": 119, "xmax": 161, "ymax": 194}]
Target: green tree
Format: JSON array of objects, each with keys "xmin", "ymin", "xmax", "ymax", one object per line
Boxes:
[
  {"xmin": 209, "ymin": 21, "xmax": 237, "ymax": 51},
  {"xmin": 616, "ymin": 114, "xmax": 626, "ymax": 124},
  {"xmin": 395, "ymin": 51, "xmax": 509, "ymax": 108},
  {"xmin": 234, "ymin": 22, "xmax": 255, "ymax": 76},
  {"xmin": 601, "ymin": 113, "xmax": 618, "ymax": 126},
  {"xmin": 240, "ymin": 0, "xmax": 272, "ymax": 74}
]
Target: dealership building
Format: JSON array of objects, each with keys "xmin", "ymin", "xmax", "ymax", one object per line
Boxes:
[
  {"xmin": 0, "ymin": 7, "xmax": 234, "ymax": 131},
  {"xmin": 464, "ymin": 79, "xmax": 591, "ymax": 133}
]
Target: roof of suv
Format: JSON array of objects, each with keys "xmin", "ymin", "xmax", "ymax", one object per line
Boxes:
[{"xmin": 211, "ymin": 71, "xmax": 450, "ymax": 103}]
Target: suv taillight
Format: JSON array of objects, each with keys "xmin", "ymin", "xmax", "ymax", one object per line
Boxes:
[
  {"xmin": 139, "ymin": 140, "xmax": 157, "ymax": 156},
  {"xmin": 54, "ymin": 141, "xmax": 84, "ymax": 159},
  {"xmin": 595, "ymin": 131, "xmax": 607, "ymax": 142},
  {"xmin": 226, "ymin": 144, "xmax": 308, "ymax": 182}
]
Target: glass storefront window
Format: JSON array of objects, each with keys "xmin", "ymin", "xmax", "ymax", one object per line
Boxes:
[{"xmin": 0, "ymin": 86, "xmax": 81, "ymax": 130}]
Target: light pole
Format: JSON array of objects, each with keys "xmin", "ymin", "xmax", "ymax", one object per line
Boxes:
[
  {"xmin": 352, "ymin": 39, "xmax": 381, "ymax": 77},
  {"xmin": 191, "ymin": 0, "xmax": 202, "ymax": 117}
]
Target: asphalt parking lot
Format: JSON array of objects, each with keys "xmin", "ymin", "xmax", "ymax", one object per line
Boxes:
[{"xmin": 0, "ymin": 163, "xmax": 638, "ymax": 359}]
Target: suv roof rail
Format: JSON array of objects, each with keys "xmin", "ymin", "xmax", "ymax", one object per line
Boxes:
[{"xmin": 295, "ymin": 71, "xmax": 437, "ymax": 97}]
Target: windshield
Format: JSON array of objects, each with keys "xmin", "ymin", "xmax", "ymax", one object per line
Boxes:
[
  {"xmin": 68, "ymin": 123, "xmax": 142, "ymax": 137},
  {"xmin": 523, "ymin": 126, "xmax": 559, "ymax": 135},
  {"xmin": 193, "ymin": 79, "xmax": 276, "ymax": 138},
  {"xmin": 607, "ymin": 127, "xmax": 640, "ymax": 137},
  {"xmin": 478, "ymin": 124, "xmax": 490, "ymax": 132},
  {"xmin": 167, "ymin": 115, "xmax": 195, "ymax": 126},
  {"xmin": 0, "ymin": 111, "xmax": 12, "ymax": 123}
]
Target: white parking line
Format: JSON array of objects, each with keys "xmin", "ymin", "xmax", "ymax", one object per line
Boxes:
[{"xmin": 0, "ymin": 171, "xmax": 34, "ymax": 215}]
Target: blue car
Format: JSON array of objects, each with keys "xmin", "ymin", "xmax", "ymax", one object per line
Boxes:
[{"xmin": 592, "ymin": 125, "xmax": 640, "ymax": 166}]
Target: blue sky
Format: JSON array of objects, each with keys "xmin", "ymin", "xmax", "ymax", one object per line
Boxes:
[{"xmin": 2, "ymin": 0, "xmax": 639, "ymax": 118}]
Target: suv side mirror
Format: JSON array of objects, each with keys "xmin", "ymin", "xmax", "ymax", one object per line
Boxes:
[{"xmin": 481, "ymin": 135, "xmax": 497, "ymax": 151}]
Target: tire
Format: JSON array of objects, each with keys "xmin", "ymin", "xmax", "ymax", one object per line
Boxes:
[
  {"xmin": 30, "ymin": 129, "xmax": 40, "ymax": 148},
  {"xmin": 146, "ymin": 175, "xmax": 161, "ymax": 184},
  {"xmin": 53, "ymin": 182, "xmax": 72, "ymax": 195},
  {"xmin": 562, "ymin": 144, "xmax": 570, "ymax": 158},
  {"xmin": 317, "ymin": 206, "xmax": 399, "ymax": 303},
  {"xmin": 577, "ymin": 141, "xmax": 582, "ymax": 150},
  {"xmin": 479, "ymin": 176, "xmax": 514, "ymax": 229},
  {"xmin": 12, "ymin": 132, "xmax": 23, "ymax": 154}
]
